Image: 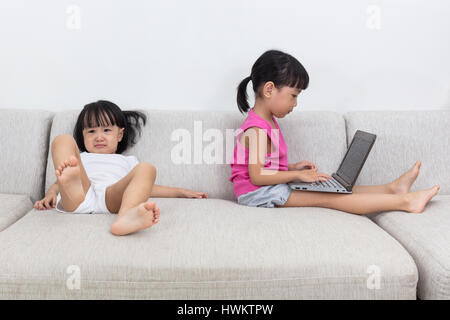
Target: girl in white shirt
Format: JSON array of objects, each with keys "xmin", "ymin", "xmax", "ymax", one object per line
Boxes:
[{"xmin": 34, "ymin": 100, "xmax": 208, "ymax": 236}]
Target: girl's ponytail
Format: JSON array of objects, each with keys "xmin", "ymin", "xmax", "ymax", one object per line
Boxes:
[
  {"xmin": 237, "ymin": 76, "xmax": 252, "ymax": 114},
  {"xmin": 120, "ymin": 110, "xmax": 147, "ymax": 153}
]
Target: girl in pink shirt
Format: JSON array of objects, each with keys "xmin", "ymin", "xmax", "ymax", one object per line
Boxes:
[{"xmin": 230, "ymin": 50, "xmax": 439, "ymax": 214}]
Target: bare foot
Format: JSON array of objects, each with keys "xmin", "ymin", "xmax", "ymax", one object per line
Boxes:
[
  {"xmin": 55, "ymin": 155, "xmax": 85, "ymax": 210},
  {"xmin": 405, "ymin": 185, "xmax": 440, "ymax": 213},
  {"xmin": 110, "ymin": 202, "xmax": 159, "ymax": 236},
  {"xmin": 391, "ymin": 160, "xmax": 421, "ymax": 194}
]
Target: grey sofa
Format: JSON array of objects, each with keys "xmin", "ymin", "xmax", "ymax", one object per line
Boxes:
[{"xmin": 0, "ymin": 108, "xmax": 449, "ymax": 300}]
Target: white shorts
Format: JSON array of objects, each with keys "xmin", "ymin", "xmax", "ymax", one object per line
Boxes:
[{"xmin": 55, "ymin": 183, "xmax": 112, "ymax": 214}]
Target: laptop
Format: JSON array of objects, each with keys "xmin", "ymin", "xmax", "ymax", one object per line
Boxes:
[{"xmin": 288, "ymin": 130, "xmax": 376, "ymax": 193}]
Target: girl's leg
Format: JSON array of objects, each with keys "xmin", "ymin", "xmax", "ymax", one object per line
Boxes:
[
  {"xmin": 352, "ymin": 160, "xmax": 422, "ymax": 195},
  {"xmin": 353, "ymin": 184, "xmax": 393, "ymax": 194},
  {"xmin": 51, "ymin": 134, "xmax": 91, "ymax": 212},
  {"xmin": 105, "ymin": 163, "xmax": 156, "ymax": 214},
  {"xmin": 280, "ymin": 185, "xmax": 440, "ymax": 215},
  {"xmin": 105, "ymin": 163, "xmax": 160, "ymax": 236}
]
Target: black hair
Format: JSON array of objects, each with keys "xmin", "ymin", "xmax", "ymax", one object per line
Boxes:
[
  {"xmin": 237, "ymin": 49, "xmax": 309, "ymax": 114},
  {"xmin": 73, "ymin": 100, "xmax": 147, "ymax": 154}
]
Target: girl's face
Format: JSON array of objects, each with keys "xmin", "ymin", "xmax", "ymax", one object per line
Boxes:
[
  {"xmin": 262, "ymin": 82, "xmax": 302, "ymax": 118},
  {"xmin": 82, "ymin": 124, "xmax": 124, "ymax": 154}
]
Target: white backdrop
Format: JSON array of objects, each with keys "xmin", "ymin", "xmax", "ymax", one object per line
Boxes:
[{"xmin": 0, "ymin": 0, "xmax": 449, "ymax": 113}]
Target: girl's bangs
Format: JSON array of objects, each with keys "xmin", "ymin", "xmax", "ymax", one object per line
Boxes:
[
  {"xmin": 83, "ymin": 106, "xmax": 117, "ymax": 129},
  {"xmin": 287, "ymin": 65, "xmax": 309, "ymax": 90}
]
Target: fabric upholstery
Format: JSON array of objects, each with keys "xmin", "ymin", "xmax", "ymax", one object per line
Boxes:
[
  {"xmin": 0, "ymin": 194, "xmax": 32, "ymax": 232},
  {"xmin": 0, "ymin": 109, "xmax": 54, "ymax": 203},
  {"xmin": 367, "ymin": 196, "xmax": 450, "ymax": 300},
  {"xmin": 0, "ymin": 198, "xmax": 417, "ymax": 299},
  {"xmin": 344, "ymin": 110, "xmax": 450, "ymax": 194},
  {"xmin": 45, "ymin": 110, "xmax": 347, "ymax": 201},
  {"xmin": 345, "ymin": 110, "xmax": 450, "ymax": 299}
]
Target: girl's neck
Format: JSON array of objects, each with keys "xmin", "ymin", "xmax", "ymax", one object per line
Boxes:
[{"xmin": 252, "ymin": 101, "xmax": 273, "ymax": 122}]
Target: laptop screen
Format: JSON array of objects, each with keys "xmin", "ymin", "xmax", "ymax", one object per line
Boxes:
[{"xmin": 336, "ymin": 131, "xmax": 376, "ymax": 185}]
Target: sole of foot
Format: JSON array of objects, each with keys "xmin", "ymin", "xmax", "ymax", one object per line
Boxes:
[
  {"xmin": 111, "ymin": 201, "xmax": 159, "ymax": 236},
  {"xmin": 55, "ymin": 155, "xmax": 85, "ymax": 210}
]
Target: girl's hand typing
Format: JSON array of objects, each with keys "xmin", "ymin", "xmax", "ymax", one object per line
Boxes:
[
  {"xmin": 296, "ymin": 169, "xmax": 332, "ymax": 183},
  {"xmin": 34, "ymin": 192, "xmax": 57, "ymax": 210}
]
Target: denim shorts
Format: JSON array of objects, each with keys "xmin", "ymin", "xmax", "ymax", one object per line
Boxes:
[{"xmin": 237, "ymin": 183, "xmax": 292, "ymax": 208}]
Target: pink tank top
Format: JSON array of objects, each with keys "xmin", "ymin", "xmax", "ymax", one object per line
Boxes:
[{"xmin": 229, "ymin": 109, "xmax": 289, "ymax": 199}]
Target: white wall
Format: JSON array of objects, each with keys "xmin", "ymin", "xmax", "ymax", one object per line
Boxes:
[{"xmin": 0, "ymin": 0, "xmax": 449, "ymax": 113}]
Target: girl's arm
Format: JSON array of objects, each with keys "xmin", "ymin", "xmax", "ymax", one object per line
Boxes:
[
  {"xmin": 150, "ymin": 185, "xmax": 180, "ymax": 197},
  {"xmin": 245, "ymin": 127, "xmax": 302, "ymax": 186},
  {"xmin": 245, "ymin": 127, "xmax": 329, "ymax": 186},
  {"xmin": 34, "ymin": 181, "xmax": 59, "ymax": 210},
  {"xmin": 288, "ymin": 161, "xmax": 318, "ymax": 171},
  {"xmin": 47, "ymin": 181, "xmax": 60, "ymax": 196},
  {"xmin": 150, "ymin": 185, "xmax": 208, "ymax": 199}
]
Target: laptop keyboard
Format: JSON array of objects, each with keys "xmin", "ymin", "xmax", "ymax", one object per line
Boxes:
[{"xmin": 312, "ymin": 178, "xmax": 341, "ymax": 188}]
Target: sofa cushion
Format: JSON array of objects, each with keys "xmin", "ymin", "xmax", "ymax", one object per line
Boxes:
[
  {"xmin": 0, "ymin": 109, "xmax": 54, "ymax": 203},
  {"xmin": 344, "ymin": 111, "xmax": 450, "ymax": 195},
  {"xmin": 45, "ymin": 109, "xmax": 347, "ymax": 201},
  {"xmin": 368, "ymin": 195, "xmax": 450, "ymax": 300},
  {"xmin": 0, "ymin": 198, "xmax": 417, "ymax": 299},
  {"xmin": 0, "ymin": 194, "xmax": 32, "ymax": 232}
]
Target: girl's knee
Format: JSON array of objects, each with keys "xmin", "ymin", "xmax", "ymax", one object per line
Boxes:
[
  {"xmin": 52, "ymin": 134, "xmax": 76, "ymax": 148},
  {"xmin": 136, "ymin": 162, "xmax": 156, "ymax": 176}
]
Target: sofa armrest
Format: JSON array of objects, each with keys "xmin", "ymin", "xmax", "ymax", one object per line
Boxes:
[{"xmin": 0, "ymin": 193, "xmax": 33, "ymax": 232}]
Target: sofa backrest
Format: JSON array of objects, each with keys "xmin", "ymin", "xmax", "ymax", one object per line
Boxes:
[
  {"xmin": 345, "ymin": 110, "xmax": 450, "ymax": 195},
  {"xmin": 45, "ymin": 109, "xmax": 347, "ymax": 200},
  {"xmin": 0, "ymin": 109, "xmax": 54, "ymax": 203}
]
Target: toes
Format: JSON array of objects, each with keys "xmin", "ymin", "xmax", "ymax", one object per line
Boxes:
[
  {"xmin": 68, "ymin": 156, "xmax": 78, "ymax": 166},
  {"xmin": 58, "ymin": 158, "xmax": 76, "ymax": 170},
  {"xmin": 144, "ymin": 202, "xmax": 156, "ymax": 211},
  {"xmin": 415, "ymin": 160, "xmax": 421, "ymax": 170}
]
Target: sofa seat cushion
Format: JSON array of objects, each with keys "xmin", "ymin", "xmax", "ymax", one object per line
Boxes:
[
  {"xmin": 368, "ymin": 195, "xmax": 450, "ymax": 300},
  {"xmin": 0, "ymin": 198, "xmax": 417, "ymax": 299},
  {"xmin": 0, "ymin": 194, "xmax": 32, "ymax": 232}
]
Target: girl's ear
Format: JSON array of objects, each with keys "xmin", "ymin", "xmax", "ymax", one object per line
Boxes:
[
  {"xmin": 263, "ymin": 81, "xmax": 275, "ymax": 98},
  {"xmin": 118, "ymin": 127, "xmax": 125, "ymax": 142}
]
